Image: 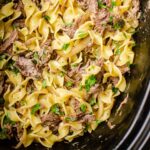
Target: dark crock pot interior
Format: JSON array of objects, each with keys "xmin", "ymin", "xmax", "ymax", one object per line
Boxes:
[{"xmin": 0, "ymin": 0, "xmax": 150, "ymax": 149}]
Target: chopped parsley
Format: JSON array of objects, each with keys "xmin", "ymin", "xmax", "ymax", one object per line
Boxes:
[
  {"xmin": 90, "ymin": 98, "xmax": 96, "ymax": 106},
  {"xmin": 115, "ymin": 49, "xmax": 121, "ymax": 55},
  {"xmin": 51, "ymin": 104, "xmax": 63, "ymax": 115},
  {"xmin": 3, "ymin": 115, "xmax": 15, "ymax": 125},
  {"xmin": 60, "ymin": 72, "xmax": 65, "ymax": 77},
  {"xmin": 66, "ymin": 81, "xmax": 73, "ymax": 87},
  {"xmin": 113, "ymin": 19, "xmax": 125, "ymax": 30},
  {"xmin": 65, "ymin": 117, "xmax": 76, "ymax": 122},
  {"xmin": 96, "ymin": 119, "xmax": 102, "ymax": 125},
  {"xmin": 109, "ymin": 16, "xmax": 113, "ymax": 23},
  {"xmin": 0, "ymin": 97, "xmax": 4, "ymax": 105},
  {"xmin": 62, "ymin": 43, "xmax": 70, "ymax": 50},
  {"xmin": 31, "ymin": 103, "xmax": 41, "ymax": 115},
  {"xmin": 84, "ymin": 123, "xmax": 90, "ymax": 132},
  {"xmin": 109, "ymin": 0, "xmax": 117, "ymax": 12},
  {"xmin": 0, "ymin": 54, "xmax": 6, "ymax": 60},
  {"xmin": 127, "ymin": 61, "xmax": 131, "ymax": 68},
  {"xmin": 0, "ymin": 129, "xmax": 8, "ymax": 140},
  {"xmin": 112, "ymin": 87, "xmax": 119, "ymax": 94},
  {"xmin": 97, "ymin": 0, "xmax": 107, "ymax": 9},
  {"xmin": 80, "ymin": 104, "xmax": 87, "ymax": 113},
  {"xmin": 65, "ymin": 22, "xmax": 73, "ymax": 27},
  {"xmin": 42, "ymin": 80, "xmax": 47, "ymax": 88},
  {"xmin": 43, "ymin": 15, "xmax": 51, "ymax": 21},
  {"xmin": 7, "ymin": 60, "xmax": 19, "ymax": 75},
  {"xmin": 33, "ymin": 52, "xmax": 39, "ymax": 64},
  {"xmin": 85, "ymin": 75, "xmax": 97, "ymax": 92},
  {"xmin": 78, "ymin": 31, "xmax": 88, "ymax": 38}
]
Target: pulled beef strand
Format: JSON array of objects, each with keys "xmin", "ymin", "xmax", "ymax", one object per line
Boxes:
[
  {"xmin": 41, "ymin": 112, "xmax": 61, "ymax": 133},
  {"xmin": 13, "ymin": 19, "xmax": 25, "ymax": 28},
  {"xmin": 16, "ymin": 57, "xmax": 40, "ymax": 77},
  {"xmin": 63, "ymin": 14, "xmax": 89, "ymax": 38},
  {"xmin": 0, "ymin": 30, "xmax": 18, "ymax": 53}
]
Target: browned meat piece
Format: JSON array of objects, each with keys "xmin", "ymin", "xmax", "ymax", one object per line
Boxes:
[
  {"xmin": 70, "ymin": 99, "xmax": 81, "ymax": 114},
  {"xmin": 0, "ymin": 30, "xmax": 18, "ymax": 53},
  {"xmin": 13, "ymin": 0, "xmax": 25, "ymax": 17},
  {"xmin": 88, "ymin": 0, "xmax": 98, "ymax": 14},
  {"xmin": 88, "ymin": 84, "xmax": 100, "ymax": 94},
  {"xmin": 13, "ymin": 19, "xmax": 25, "ymax": 28},
  {"xmin": 41, "ymin": 112, "xmax": 61, "ymax": 133},
  {"xmin": 119, "ymin": 65, "xmax": 130, "ymax": 74},
  {"xmin": 0, "ymin": 72, "xmax": 4, "ymax": 95},
  {"xmin": 79, "ymin": 114, "xmax": 95, "ymax": 123},
  {"xmin": 77, "ymin": 0, "xmax": 89, "ymax": 10},
  {"xmin": 16, "ymin": 57, "xmax": 40, "ymax": 77},
  {"xmin": 96, "ymin": 58, "xmax": 104, "ymax": 67},
  {"xmin": 87, "ymin": 0, "xmax": 112, "ymax": 34},
  {"xmin": 94, "ymin": 9, "xmax": 110, "ymax": 34},
  {"xmin": 63, "ymin": 14, "xmax": 89, "ymax": 38},
  {"xmin": 109, "ymin": 77, "xmax": 119, "ymax": 85},
  {"xmin": 103, "ymin": 0, "xmax": 111, "ymax": 6},
  {"xmin": 132, "ymin": 0, "xmax": 140, "ymax": 17}
]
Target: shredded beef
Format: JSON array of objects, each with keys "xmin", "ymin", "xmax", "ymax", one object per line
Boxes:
[
  {"xmin": 79, "ymin": 114, "xmax": 95, "ymax": 123},
  {"xmin": 0, "ymin": 30, "xmax": 18, "ymax": 53},
  {"xmin": 16, "ymin": 57, "xmax": 40, "ymax": 77},
  {"xmin": 0, "ymin": 72, "xmax": 4, "ymax": 95},
  {"xmin": 88, "ymin": 0, "xmax": 98, "ymax": 14},
  {"xmin": 132, "ymin": 0, "xmax": 140, "ymax": 17},
  {"xmin": 77, "ymin": 0, "xmax": 89, "ymax": 10},
  {"xmin": 88, "ymin": 84, "xmax": 100, "ymax": 95},
  {"xmin": 94, "ymin": 9, "xmax": 110, "ymax": 34},
  {"xmin": 13, "ymin": 19, "xmax": 25, "ymax": 28},
  {"xmin": 109, "ymin": 77, "xmax": 119, "ymax": 85},
  {"xmin": 63, "ymin": 14, "xmax": 89, "ymax": 38},
  {"xmin": 70, "ymin": 99, "xmax": 81, "ymax": 114},
  {"xmin": 41, "ymin": 112, "xmax": 61, "ymax": 133},
  {"xmin": 119, "ymin": 65, "xmax": 130, "ymax": 74}
]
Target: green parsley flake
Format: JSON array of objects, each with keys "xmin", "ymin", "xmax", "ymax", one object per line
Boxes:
[
  {"xmin": 66, "ymin": 81, "xmax": 73, "ymax": 87},
  {"xmin": 65, "ymin": 117, "xmax": 76, "ymax": 122},
  {"xmin": 84, "ymin": 123, "xmax": 90, "ymax": 132},
  {"xmin": 85, "ymin": 75, "xmax": 97, "ymax": 92},
  {"xmin": 31, "ymin": 104, "xmax": 41, "ymax": 115},
  {"xmin": 96, "ymin": 119, "xmax": 102, "ymax": 125},
  {"xmin": 43, "ymin": 15, "xmax": 51, "ymax": 21},
  {"xmin": 3, "ymin": 115, "xmax": 15, "ymax": 125},
  {"xmin": 90, "ymin": 98, "xmax": 96, "ymax": 106},
  {"xmin": 97, "ymin": 0, "xmax": 107, "ymax": 9},
  {"xmin": 115, "ymin": 49, "xmax": 121, "ymax": 55},
  {"xmin": 0, "ymin": 129, "xmax": 8, "ymax": 140},
  {"xmin": 0, "ymin": 97, "xmax": 4, "ymax": 105},
  {"xmin": 62, "ymin": 43, "xmax": 70, "ymax": 50},
  {"xmin": 7, "ymin": 60, "xmax": 19, "ymax": 75},
  {"xmin": 113, "ymin": 19, "xmax": 125, "ymax": 30},
  {"xmin": 0, "ymin": 54, "xmax": 6, "ymax": 60},
  {"xmin": 51, "ymin": 104, "xmax": 64, "ymax": 115},
  {"xmin": 80, "ymin": 104, "xmax": 87, "ymax": 113},
  {"xmin": 109, "ymin": 16, "xmax": 113, "ymax": 23},
  {"xmin": 127, "ymin": 61, "xmax": 131, "ymax": 68},
  {"xmin": 42, "ymin": 80, "xmax": 47, "ymax": 88},
  {"xmin": 109, "ymin": 0, "xmax": 117, "ymax": 12},
  {"xmin": 65, "ymin": 22, "xmax": 73, "ymax": 27},
  {"xmin": 112, "ymin": 87, "xmax": 119, "ymax": 94},
  {"xmin": 33, "ymin": 52, "xmax": 39, "ymax": 63},
  {"xmin": 78, "ymin": 31, "xmax": 88, "ymax": 38}
]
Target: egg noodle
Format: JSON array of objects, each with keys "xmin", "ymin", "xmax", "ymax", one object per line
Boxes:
[{"xmin": 0, "ymin": 0, "xmax": 139, "ymax": 148}]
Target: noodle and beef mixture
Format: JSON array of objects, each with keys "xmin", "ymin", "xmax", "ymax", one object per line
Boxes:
[{"xmin": 0, "ymin": 0, "xmax": 140, "ymax": 148}]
